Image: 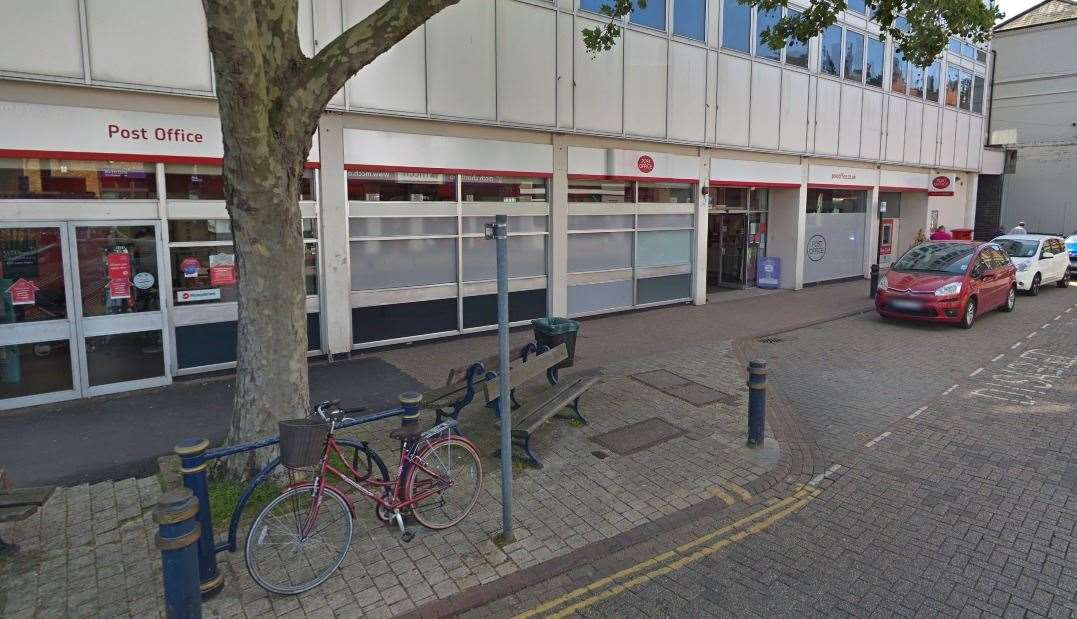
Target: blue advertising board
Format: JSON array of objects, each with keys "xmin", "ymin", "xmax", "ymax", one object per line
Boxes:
[{"xmin": 757, "ymin": 256, "xmax": 780, "ymax": 289}]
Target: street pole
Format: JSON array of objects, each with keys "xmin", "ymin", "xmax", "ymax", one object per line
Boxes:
[{"xmin": 487, "ymin": 214, "xmax": 514, "ymax": 543}]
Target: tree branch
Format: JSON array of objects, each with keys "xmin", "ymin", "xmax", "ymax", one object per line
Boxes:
[{"xmin": 287, "ymin": 0, "xmax": 462, "ymax": 124}]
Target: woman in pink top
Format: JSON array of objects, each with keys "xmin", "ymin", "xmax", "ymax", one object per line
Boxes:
[{"xmin": 929, "ymin": 225, "xmax": 953, "ymax": 240}]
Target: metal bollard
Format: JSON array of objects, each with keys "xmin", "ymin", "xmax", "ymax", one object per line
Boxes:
[
  {"xmin": 399, "ymin": 391, "xmax": 422, "ymax": 429},
  {"xmin": 869, "ymin": 264, "xmax": 880, "ymax": 298},
  {"xmin": 154, "ymin": 487, "xmax": 203, "ymax": 618},
  {"xmin": 746, "ymin": 360, "xmax": 767, "ymax": 448},
  {"xmin": 174, "ymin": 438, "xmax": 223, "ymax": 596}
]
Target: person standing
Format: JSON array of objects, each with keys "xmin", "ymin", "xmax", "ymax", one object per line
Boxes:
[
  {"xmin": 913, "ymin": 228, "xmax": 928, "ymax": 245},
  {"xmin": 929, "ymin": 225, "xmax": 954, "ymax": 240},
  {"xmin": 1009, "ymin": 221, "xmax": 1028, "ymax": 234}
]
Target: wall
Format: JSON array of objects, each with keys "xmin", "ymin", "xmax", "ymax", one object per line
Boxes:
[
  {"xmin": 1001, "ymin": 144, "xmax": 1077, "ymax": 235},
  {"xmin": 895, "ymin": 192, "xmax": 928, "ymax": 255},
  {"xmin": 765, "ymin": 188, "xmax": 801, "ymax": 289}
]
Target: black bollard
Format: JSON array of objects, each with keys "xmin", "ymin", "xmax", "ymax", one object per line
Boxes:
[
  {"xmin": 746, "ymin": 360, "xmax": 767, "ymax": 448},
  {"xmin": 154, "ymin": 487, "xmax": 203, "ymax": 618},
  {"xmin": 870, "ymin": 264, "xmax": 880, "ymax": 298}
]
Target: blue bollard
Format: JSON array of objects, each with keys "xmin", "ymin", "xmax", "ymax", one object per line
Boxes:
[
  {"xmin": 175, "ymin": 438, "xmax": 223, "ymax": 595},
  {"xmin": 746, "ymin": 359, "xmax": 767, "ymax": 448},
  {"xmin": 154, "ymin": 487, "xmax": 202, "ymax": 618},
  {"xmin": 399, "ymin": 391, "xmax": 422, "ymax": 429}
]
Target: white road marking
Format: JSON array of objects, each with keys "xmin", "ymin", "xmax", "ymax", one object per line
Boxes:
[
  {"xmin": 1011, "ymin": 342, "xmax": 1023, "ymax": 350},
  {"xmin": 1067, "ymin": 308, "xmax": 1073, "ymax": 313},
  {"xmin": 808, "ymin": 464, "xmax": 843, "ymax": 486},
  {"xmin": 1027, "ymin": 332, "xmax": 1037, "ymax": 339},
  {"xmin": 1042, "ymin": 323, "xmax": 1052, "ymax": 330},
  {"xmin": 1054, "ymin": 315, "xmax": 1062, "ymax": 321},
  {"xmin": 907, "ymin": 406, "xmax": 928, "ymax": 419},
  {"xmin": 942, "ymin": 384, "xmax": 959, "ymax": 396},
  {"xmin": 991, "ymin": 354, "xmax": 1005, "ymax": 362},
  {"xmin": 969, "ymin": 367, "xmax": 984, "ymax": 377},
  {"xmin": 865, "ymin": 432, "xmax": 892, "ymax": 448}
]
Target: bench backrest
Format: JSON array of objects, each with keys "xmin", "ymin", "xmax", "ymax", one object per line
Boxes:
[{"xmin": 482, "ymin": 344, "xmax": 568, "ymax": 403}]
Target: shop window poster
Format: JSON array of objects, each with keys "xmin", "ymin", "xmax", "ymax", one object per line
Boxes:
[{"xmin": 209, "ymin": 253, "xmax": 236, "ymax": 286}]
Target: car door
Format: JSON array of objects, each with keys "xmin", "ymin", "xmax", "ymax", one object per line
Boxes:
[
  {"xmin": 984, "ymin": 247, "xmax": 1010, "ymax": 308},
  {"xmin": 970, "ymin": 251, "xmax": 996, "ymax": 311},
  {"xmin": 1050, "ymin": 239, "xmax": 1068, "ymax": 280}
]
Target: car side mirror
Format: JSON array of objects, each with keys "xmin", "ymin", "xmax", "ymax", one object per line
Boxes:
[{"xmin": 971, "ymin": 265, "xmax": 986, "ymax": 278}]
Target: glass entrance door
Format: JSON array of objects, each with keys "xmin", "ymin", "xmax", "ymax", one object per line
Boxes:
[
  {"xmin": 68, "ymin": 222, "xmax": 168, "ymax": 396},
  {"xmin": 0, "ymin": 224, "xmax": 80, "ymax": 409},
  {"xmin": 718, "ymin": 213, "xmax": 747, "ymax": 287},
  {"xmin": 745, "ymin": 212, "xmax": 768, "ymax": 286}
]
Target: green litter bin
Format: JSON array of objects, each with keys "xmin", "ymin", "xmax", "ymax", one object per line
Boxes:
[{"xmin": 532, "ymin": 317, "xmax": 580, "ymax": 369}]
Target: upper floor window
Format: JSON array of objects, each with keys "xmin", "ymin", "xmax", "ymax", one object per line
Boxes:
[
  {"xmin": 972, "ymin": 75, "xmax": 985, "ymax": 114},
  {"xmin": 958, "ymin": 71, "xmax": 973, "ymax": 110},
  {"xmin": 948, "ymin": 38, "xmax": 962, "ymax": 54},
  {"xmin": 908, "ymin": 65, "xmax": 925, "ymax": 98},
  {"xmin": 820, "ymin": 25, "xmax": 843, "ymax": 76},
  {"xmin": 631, "ymin": 0, "xmax": 665, "ymax": 31},
  {"xmin": 891, "ymin": 48, "xmax": 908, "ymax": 94},
  {"xmin": 784, "ymin": 10, "xmax": 809, "ymax": 68},
  {"xmin": 579, "ymin": 0, "xmax": 606, "ymax": 14},
  {"xmin": 847, "ymin": 0, "xmax": 867, "ymax": 14},
  {"xmin": 946, "ymin": 66, "xmax": 960, "ymax": 106},
  {"xmin": 673, "ymin": 0, "xmax": 706, "ymax": 40},
  {"xmin": 844, "ymin": 31, "xmax": 865, "ymax": 83},
  {"xmin": 756, "ymin": 8, "xmax": 782, "ymax": 60},
  {"xmin": 976, "ymin": 48, "xmax": 987, "ymax": 63},
  {"xmin": 865, "ymin": 37, "xmax": 884, "ymax": 87},
  {"xmin": 0, "ymin": 158, "xmax": 156, "ymax": 200},
  {"xmin": 961, "ymin": 42, "xmax": 976, "ymax": 59},
  {"xmin": 721, "ymin": 0, "xmax": 752, "ymax": 52},
  {"xmin": 925, "ymin": 61, "xmax": 941, "ymax": 102}
]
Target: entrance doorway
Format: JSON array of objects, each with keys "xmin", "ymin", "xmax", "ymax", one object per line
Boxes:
[
  {"xmin": 1, "ymin": 221, "xmax": 169, "ymax": 410},
  {"xmin": 707, "ymin": 188, "xmax": 770, "ymax": 290}
]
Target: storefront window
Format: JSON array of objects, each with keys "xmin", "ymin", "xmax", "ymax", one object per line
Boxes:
[
  {"xmin": 74, "ymin": 225, "xmax": 160, "ymax": 317},
  {"xmin": 461, "ymin": 176, "xmax": 547, "ymax": 202},
  {"xmin": 347, "ymin": 170, "xmax": 456, "ymax": 202},
  {"xmin": 637, "ymin": 182, "xmax": 693, "ymax": 203},
  {"xmin": 164, "ymin": 166, "xmax": 314, "ymax": 201},
  {"xmin": 712, "ymin": 187, "xmax": 749, "ymax": 210},
  {"xmin": 0, "ymin": 159, "xmax": 156, "ymax": 200},
  {"xmin": 567, "ymin": 179, "xmax": 632, "ymax": 203},
  {"xmin": 806, "ymin": 189, "xmax": 867, "ymax": 214},
  {"xmin": 749, "ymin": 189, "xmax": 770, "ymax": 211},
  {"xmin": 168, "ymin": 219, "xmax": 234, "ymax": 243},
  {"xmin": 1, "ymin": 227, "xmax": 67, "ymax": 323}
]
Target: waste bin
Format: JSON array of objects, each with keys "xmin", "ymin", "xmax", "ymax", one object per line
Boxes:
[
  {"xmin": 952, "ymin": 228, "xmax": 974, "ymax": 240},
  {"xmin": 532, "ymin": 317, "xmax": 580, "ymax": 369}
]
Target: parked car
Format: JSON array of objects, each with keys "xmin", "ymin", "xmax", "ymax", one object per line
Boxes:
[
  {"xmin": 991, "ymin": 234, "xmax": 1071, "ymax": 294},
  {"xmin": 1066, "ymin": 232, "xmax": 1077, "ymax": 275},
  {"xmin": 876, "ymin": 241, "xmax": 1016, "ymax": 329}
]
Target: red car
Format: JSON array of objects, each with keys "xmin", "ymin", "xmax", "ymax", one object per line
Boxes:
[{"xmin": 876, "ymin": 241, "xmax": 1017, "ymax": 328}]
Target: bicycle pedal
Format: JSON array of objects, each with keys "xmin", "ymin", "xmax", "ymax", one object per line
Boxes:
[{"xmin": 401, "ymin": 530, "xmax": 415, "ymax": 543}]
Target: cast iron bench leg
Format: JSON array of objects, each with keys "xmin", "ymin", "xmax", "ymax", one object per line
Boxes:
[
  {"xmin": 570, "ymin": 396, "xmax": 587, "ymax": 425},
  {"xmin": 0, "ymin": 535, "xmax": 16, "ymax": 554},
  {"xmin": 516, "ymin": 434, "xmax": 543, "ymax": 469}
]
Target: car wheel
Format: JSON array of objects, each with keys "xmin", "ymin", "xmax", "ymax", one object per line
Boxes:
[
  {"xmin": 1058, "ymin": 270, "xmax": 1071, "ymax": 288},
  {"xmin": 959, "ymin": 298, "xmax": 977, "ymax": 329},
  {"xmin": 1000, "ymin": 286, "xmax": 1016, "ymax": 312},
  {"xmin": 1029, "ymin": 274, "xmax": 1041, "ymax": 296}
]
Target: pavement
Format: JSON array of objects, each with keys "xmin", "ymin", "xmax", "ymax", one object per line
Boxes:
[{"xmin": 0, "ymin": 280, "xmax": 871, "ymax": 487}]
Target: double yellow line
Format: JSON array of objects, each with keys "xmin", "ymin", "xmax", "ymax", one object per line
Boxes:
[{"xmin": 514, "ymin": 486, "xmax": 821, "ymax": 619}]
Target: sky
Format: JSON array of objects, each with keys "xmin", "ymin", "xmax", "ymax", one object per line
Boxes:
[{"xmin": 994, "ymin": 0, "xmax": 1044, "ymax": 23}]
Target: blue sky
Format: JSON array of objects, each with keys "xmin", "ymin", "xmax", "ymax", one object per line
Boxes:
[{"xmin": 995, "ymin": 0, "xmax": 1043, "ymax": 23}]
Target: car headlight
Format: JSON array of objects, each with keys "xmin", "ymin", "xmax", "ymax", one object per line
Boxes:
[
  {"xmin": 935, "ymin": 282, "xmax": 962, "ymax": 297},
  {"xmin": 1017, "ymin": 262, "xmax": 1030, "ymax": 272},
  {"xmin": 877, "ymin": 276, "xmax": 888, "ymax": 291}
]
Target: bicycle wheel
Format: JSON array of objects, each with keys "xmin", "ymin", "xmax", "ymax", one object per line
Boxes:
[
  {"xmin": 404, "ymin": 437, "xmax": 483, "ymax": 530},
  {"xmin": 245, "ymin": 483, "xmax": 353, "ymax": 595}
]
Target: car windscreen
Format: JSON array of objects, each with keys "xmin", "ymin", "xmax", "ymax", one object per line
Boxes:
[
  {"xmin": 892, "ymin": 243, "xmax": 977, "ymax": 274},
  {"xmin": 1066, "ymin": 234, "xmax": 1077, "ymax": 250},
  {"xmin": 993, "ymin": 239, "xmax": 1038, "ymax": 258}
]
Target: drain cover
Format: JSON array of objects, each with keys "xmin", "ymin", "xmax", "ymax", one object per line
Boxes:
[
  {"xmin": 631, "ymin": 370, "xmax": 736, "ymax": 408},
  {"xmin": 590, "ymin": 418, "xmax": 686, "ymax": 456},
  {"xmin": 759, "ymin": 336, "xmax": 784, "ymax": 343}
]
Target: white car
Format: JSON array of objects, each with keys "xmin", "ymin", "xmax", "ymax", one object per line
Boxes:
[{"xmin": 992, "ymin": 234, "xmax": 1072, "ymax": 295}]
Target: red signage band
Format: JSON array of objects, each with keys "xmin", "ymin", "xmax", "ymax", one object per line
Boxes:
[
  {"xmin": 928, "ymin": 191, "xmax": 955, "ymax": 197},
  {"xmin": 879, "ymin": 185, "xmax": 929, "ymax": 193},
  {"xmin": 0, "ymin": 148, "xmax": 320, "ymax": 168},
  {"xmin": 806, "ymin": 183, "xmax": 874, "ymax": 190},
  {"xmin": 346, "ymin": 164, "xmax": 552, "ymax": 178},
  {"xmin": 567, "ymin": 173, "xmax": 698, "ymax": 184},
  {"xmin": 710, "ymin": 180, "xmax": 802, "ymax": 189}
]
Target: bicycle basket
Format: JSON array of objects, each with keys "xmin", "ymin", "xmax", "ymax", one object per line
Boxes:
[{"xmin": 278, "ymin": 418, "xmax": 330, "ymax": 470}]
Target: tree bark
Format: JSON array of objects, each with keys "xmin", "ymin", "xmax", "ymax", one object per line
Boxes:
[{"xmin": 201, "ymin": 0, "xmax": 460, "ymax": 478}]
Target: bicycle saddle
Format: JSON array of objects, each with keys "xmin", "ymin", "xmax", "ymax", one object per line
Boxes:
[{"xmin": 389, "ymin": 424, "xmax": 423, "ymax": 441}]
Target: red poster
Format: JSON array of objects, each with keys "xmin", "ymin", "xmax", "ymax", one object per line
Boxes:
[
  {"xmin": 880, "ymin": 218, "xmax": 895, "ymax": 256},
  {"xmin": 6, "ymin": 278, "xmax": 38, "ymax": 306},
  {"xmin": 107, "ymin": 252, "xmax": 131, "ymax": 281},
  {"xmin": 109, "ymin": 277, "xmax": 131, "ymax": 299},
  {"xmin": 210, "ymin": 264, "xmax": 236, "ymax": 286}
]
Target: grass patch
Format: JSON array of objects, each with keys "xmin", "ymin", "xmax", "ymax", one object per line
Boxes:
[{"xmin": 207, "ymin": 478, "xmax": 281, "ymax": 530}]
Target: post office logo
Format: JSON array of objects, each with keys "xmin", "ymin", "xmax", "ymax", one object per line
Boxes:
[
  {"xmin": 637, "ymin": 155, "xmax": 655, "ymax": 174},
  {"xmin": 932, "ymin": 175, "xmax": 951, "ymax": 190},
  {"xmin": 807, "ymin": 234, "xmax": 827, "ymax": 262}
]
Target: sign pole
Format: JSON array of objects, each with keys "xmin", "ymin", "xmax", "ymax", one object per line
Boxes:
[{"xmin": 487, "ymin": 214, "xmax": 514, "ymax": 543}]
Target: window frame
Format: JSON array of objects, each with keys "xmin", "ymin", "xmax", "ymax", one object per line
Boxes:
[
  {"xmin": 843, "ymin": 28, "xmax": 866, "ymax": 84},
  {"xmin": 754, "ymin": 6, "xmax": 784, "ymax": 62},
  {"xmin": 864, "ymin": 35, "xmax": 885, "ymax": 88},
  {"xmin": 819, "ymin": 24, "xmax": 844, "ymax": 77},
  {"xmin": 720, "ymin": 0, "xmax": 753, "ymax": 53},
  {"xmin": 672, "ymin": 0, "xmax": 707, "ymax": 41}
]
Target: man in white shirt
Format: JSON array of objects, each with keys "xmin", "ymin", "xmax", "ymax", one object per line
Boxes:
[{"xmin": 1009, "ymin": 221, "xmax": 1028, "ymax": 234}]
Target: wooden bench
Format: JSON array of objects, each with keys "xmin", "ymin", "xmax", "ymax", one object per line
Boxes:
[
  {"xmin": 482, "ymin": 343, "xmax": 567, "ymax": 411},
  {"xmin": 499, "ymin": 368, "xmax": 602, "ymax": 469},
  {"xmin": 0, "ymin": 470, "xmax": 54, "ymax": 554}
]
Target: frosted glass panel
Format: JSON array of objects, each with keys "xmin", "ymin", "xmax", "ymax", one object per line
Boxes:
[
  {"xmin": 461, "ymin": 216, "xmax": 547, "ymax": 234},
  {"xmin": 567, "ymin": 233, "xmax": 633, "ymax": 272},
  {"xmin": 637, "ymin": 274, "xmax": 691, "ymax": 304},
  {"xmin": 462, "ymin": 235, "xmax": 547, "ymax": 281},
  {"xmin": 349, "ymin": 217, "xmax": 457, "ymax": 237},
  {"xmin": 637, "ymin": 230, "xmax": 691, "ymax": 267},
  {"xmin": 568, "ymin": 215, "xmax": 634, "ymax": 230},
  {"xmin": 638, "ymin": 214, "xmax": 693, "ymax": 229},
  {"xmin": 350, "ymin": 238, "xmax": 456, "ymax": 289},
  {"xmin": 568, "ymin": 279, "xmax": 633, "ymax": 315}
]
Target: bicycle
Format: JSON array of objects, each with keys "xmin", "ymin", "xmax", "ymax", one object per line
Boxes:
[{"xmin": 244, "ymin": 398, "xmax": 483, "ymax": 595}]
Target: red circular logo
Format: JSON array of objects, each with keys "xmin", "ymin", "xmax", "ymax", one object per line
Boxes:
[
  {"xmin": 637, "ymin": 155, "xmax": 655, "ymax": 174},
  {"xmin": 932, "ymin": 175, "xmax": 951, "ymax": 190}
]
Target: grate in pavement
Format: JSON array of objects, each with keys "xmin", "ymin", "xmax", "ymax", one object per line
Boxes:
[
  {"xmin": 758, "ymin": 336, "xmax": 784, "ymax": 343},
  {"xmin": 632, "ymin": 369, "xmax": 737, "ymax": 407},
  {"xmin": 590, "ymin": 417, "xmax": 687, "ymax": 456}
]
